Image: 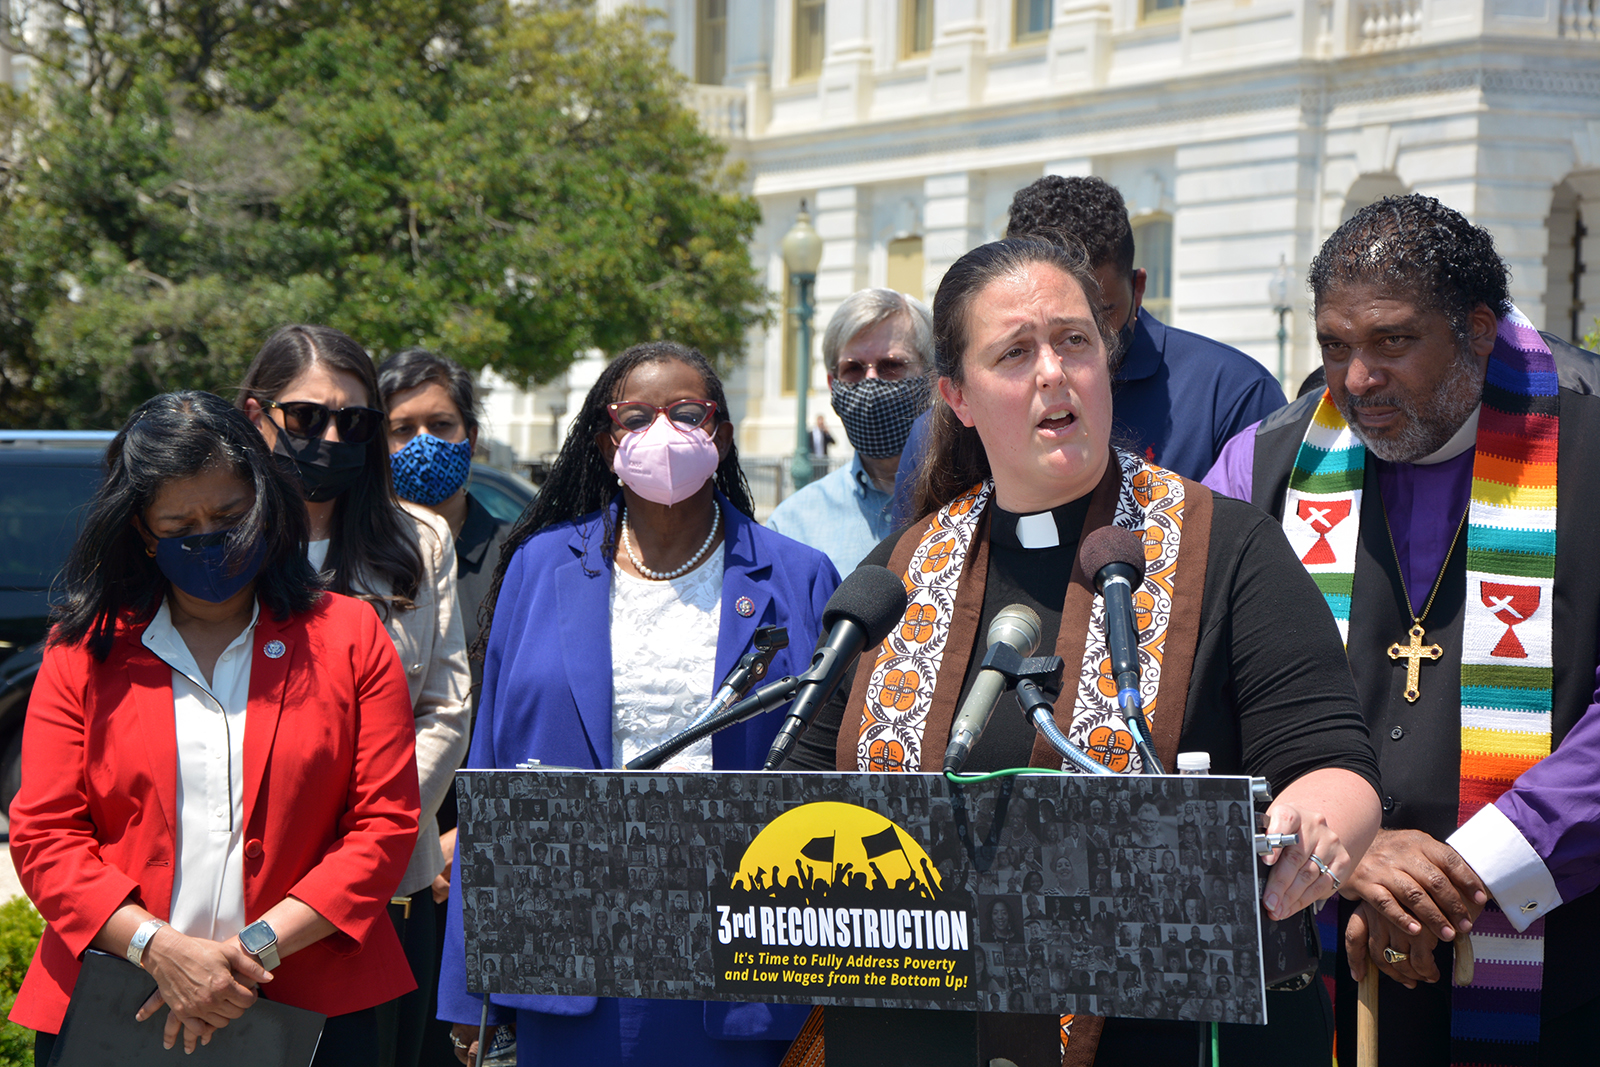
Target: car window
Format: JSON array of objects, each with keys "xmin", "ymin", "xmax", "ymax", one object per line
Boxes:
[
  {"xmin": 471, "ymin": 480, "xmax": 531, "ymax": 525},
  {"xmin": 0, "ymin": 464, "xmax": 103, "ymax": 591}
]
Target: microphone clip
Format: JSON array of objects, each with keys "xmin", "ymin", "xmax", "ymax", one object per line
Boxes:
[{"xmin": 975, "ymin": 641, "xmax": 1064, "ymax": 690}]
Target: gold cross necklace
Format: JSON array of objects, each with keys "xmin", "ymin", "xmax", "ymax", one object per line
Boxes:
[{"xmin": 1380, "ymin": 499, "xmax": 1470, "ymax": 702}]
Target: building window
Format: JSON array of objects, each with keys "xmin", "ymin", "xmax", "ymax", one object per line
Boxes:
[
  {"xmin": 793, "ymin": 0, "xmax": 826, "ymax": 81},
  {"xmin": 1141, "ymin": 0, "xmax": 1183, "ymax": 20},
  {"xmin": 696, "ymin": 0, "xmax": 727, "ymax": 86},
  {"xmin": 1132, "ymin": 215, "xmax": 1173, "ymax": 321},
  {"xmin": 1015, "ymin": 0, "xmax": 1052, "ymax": 42},
  {"xmin": 903, "ymin": 0, "xmax": 933, "ymax": 58},
  {"xmin": 887, "ymin": 237, "xmax": 925, "ymax": 301}
]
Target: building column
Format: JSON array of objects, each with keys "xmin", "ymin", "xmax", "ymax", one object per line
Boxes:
[
  {"xmin": 818, "ymin": 0, "xmax": 872, "ymax": 124},
  {"xmin": 924, "ymin": 171, "xmax": 986, "ymax": 299},
  {"xmin": 1049, "ymin": 0, "xmax": 1113, "ymax": 89},
  {"xmin": 813, "ymin": 185, "xmax": 869, "ymax": 382},
  {"xmin": 1172, "ymin": 121, "xmax": 1308, "ymax": 386},
  {"xmin": 727, "ymin": 0, "xmax": 772, "ymax": 135},
  {"xmin": 1413, "ymin": 116, "xmax": 1575, "ymax": 332},
  {"xmin": 929, "ymin": 0, "xmax": 986, "ymax": 108}
]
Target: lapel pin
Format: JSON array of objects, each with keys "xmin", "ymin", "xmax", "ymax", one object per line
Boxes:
[
  {"xmin": 735, "ymin": 596, "xmax": 755, "ymax": 618},
  {"xmin": 263, "ymin": 639, "xmax": 286, "ymax": 660}
]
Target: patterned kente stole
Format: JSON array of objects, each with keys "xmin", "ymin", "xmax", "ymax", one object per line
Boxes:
[
  {"xmin": 1281, "ymin": 307, "xmax": 1557, "ymax": 1064},
  {"xmin": 851, "ymin": 449, "xmax": 1188, "ymax": 778}
]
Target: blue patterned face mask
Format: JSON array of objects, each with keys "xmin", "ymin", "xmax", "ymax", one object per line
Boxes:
[{"xmin": 390, "ymin": 432, "xmax": 473, "ymax": 506}]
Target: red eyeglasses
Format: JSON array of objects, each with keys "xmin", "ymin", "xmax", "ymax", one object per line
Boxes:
[{"xmin": 606, "ymin": 399, "xmax": 718, "ymax": 435}]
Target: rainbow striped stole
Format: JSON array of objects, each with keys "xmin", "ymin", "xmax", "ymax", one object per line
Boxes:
[
  {"xmin": 1280, "ymin": 307, "xmax": 1558, "ymax": 1064},
  {"xmin": 1453, "ymin": 308, "xmax": 1555, "ymax": 1067}
]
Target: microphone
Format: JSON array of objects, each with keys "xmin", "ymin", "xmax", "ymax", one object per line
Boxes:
[
  {"xmin": 942, "ymin": 605, "xmax": 1043, "ymax": 775},
  {"xmin": 762, "ymin": 565, "xmax": 908, "ymax": 770},
  {"xmin": 1080, "ymin": 526, "xmax": 1164, "ymax": 774}
]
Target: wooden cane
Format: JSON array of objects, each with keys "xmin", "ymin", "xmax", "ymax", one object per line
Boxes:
[
  {"xmin": 1356, "ymin": 931, "xmax": 1472, "ymax": 1066},
  {"xmin": 1454, "ymin": 931, "xmax": 1475, "ymax": 985},
  {"xmin": 1357, "ymin": 968, "xmax": 1379, "ymax": 1067}
]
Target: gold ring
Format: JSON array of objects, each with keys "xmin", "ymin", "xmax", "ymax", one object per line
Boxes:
[{"xmin": 1383, "ymin": 947, "xmax": 1409, "ymax": 964}]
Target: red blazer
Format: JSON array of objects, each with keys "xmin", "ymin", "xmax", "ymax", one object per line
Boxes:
[{"xmin": 8, "ymin": 592, "xmax": 421, "ymax": 1033}]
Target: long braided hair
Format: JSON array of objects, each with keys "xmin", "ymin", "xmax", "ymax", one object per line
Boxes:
[{"xmin": 472, "ymin": 342, "xmax": 754, "ymax": 656}]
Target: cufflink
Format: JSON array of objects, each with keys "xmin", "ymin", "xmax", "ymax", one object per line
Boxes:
[{"xmin": 1521, "ymin": 899, "xmax": 1539, "ymax": 913}]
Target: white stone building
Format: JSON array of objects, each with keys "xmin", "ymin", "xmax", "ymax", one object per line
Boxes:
[
  {"xmin": 679, "ymin": 0, "xmax": 1600, "ymax": 463},
  {"xmin": 521, "ymin": 0, "xmax": 1598, "ymax": 474},
  {"xmin": 12, "ymin": 4, "xmax": 1597, "ymax": 471}
]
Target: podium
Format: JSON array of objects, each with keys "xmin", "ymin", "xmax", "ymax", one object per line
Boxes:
[{"xmin": 457, "ymin": 768, "xmax": 1279, "ymax": 1031}]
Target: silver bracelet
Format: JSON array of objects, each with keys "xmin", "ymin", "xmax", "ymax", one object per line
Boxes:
[{"xmin": 126, "ymin": 918, "xmax": 168, "ymax": 967}]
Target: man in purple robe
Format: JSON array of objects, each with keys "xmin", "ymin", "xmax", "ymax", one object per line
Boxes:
[{"xmin": 1204, "ymin": 194, "xmax": 1600, "ymax": 1064}]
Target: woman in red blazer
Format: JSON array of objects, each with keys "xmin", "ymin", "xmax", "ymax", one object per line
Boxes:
[{"xmin": 8, "ymin": 391, "xmax": 421, "ymax": 1065}]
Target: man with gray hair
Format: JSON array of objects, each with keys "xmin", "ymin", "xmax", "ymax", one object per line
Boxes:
[{"xmin": 766, "ymin": 287, "xmax": 932, "ymax": 575}]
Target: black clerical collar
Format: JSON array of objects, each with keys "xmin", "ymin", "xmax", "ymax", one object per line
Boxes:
[{"xmin": 989, "ymin": 496, "xmax": 1092, "ymax": 552}]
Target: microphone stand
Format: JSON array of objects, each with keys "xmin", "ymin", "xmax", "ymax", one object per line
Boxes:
[
  {"xmin": 952, "ymin": 643, "xmax": 1112, "ymax": 776},
  {"xmin": 625, "ymin": 674, "xmax": 805, "ymax": 771},
  {"xmin": 1014, "ymin": 677, "xmax": 1114, "ymax": 776}
]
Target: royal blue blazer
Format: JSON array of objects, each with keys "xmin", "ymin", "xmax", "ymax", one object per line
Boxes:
[{"xmin": 438, "ymin": 495, "xmax": 839, "ymax": 1061}]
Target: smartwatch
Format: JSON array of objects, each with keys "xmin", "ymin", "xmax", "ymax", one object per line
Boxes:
[
  {"xmin": 126, "ymin": 918, "xmax": 168, "ymax": 967},
  {"xmin": 237, "ymin": 919, "xmax": 281, "ymax": 970}
]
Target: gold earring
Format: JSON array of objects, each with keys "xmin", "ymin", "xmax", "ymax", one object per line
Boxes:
[{"xmin": 144, "ymin": 544, "xmax": 156, "ymax": 557}]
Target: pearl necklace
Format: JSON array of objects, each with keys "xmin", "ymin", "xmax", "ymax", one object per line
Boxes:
[{"xmin": 621, "ymin": 503, "xmax": 721, "ymax": 581}]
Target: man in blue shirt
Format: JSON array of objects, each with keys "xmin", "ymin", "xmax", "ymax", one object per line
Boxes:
[
  {"xmin": 767, "ymin": 288, "xmax": 932, "ymax": 575},
  {"xmin": 892, "ymin": 175, "xmax": 1287, "ymax": 522}
]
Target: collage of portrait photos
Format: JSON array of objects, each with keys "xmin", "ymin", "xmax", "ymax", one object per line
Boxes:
[
  {"xmin": 956, "ymin": 774, "xmax": 1267, "ymax": 1023},
  {"xmin": 456, "ymin": 770, "xmax": 1267, "ymax": 1023},
  {"xmin": 458, "ymin": 772, "xmax": 828, "ymax": 1001}
]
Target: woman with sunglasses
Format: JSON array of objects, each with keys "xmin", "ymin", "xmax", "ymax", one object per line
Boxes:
[
  {"xmin": 237, "ymin": 325, "xmax": 471, "ymax": 1067},
  {"xmin": 10, "ymin": 392, "xmax": 419, "ymax": 1064},
  {"xmin": 437, "ymin": 342, "xmax": 839, "ymax": 1067}
]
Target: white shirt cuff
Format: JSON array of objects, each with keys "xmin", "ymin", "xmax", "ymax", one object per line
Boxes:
[{"xmin": 1447, "ymin": 803, "xmax": 1562, "ymax": 933}]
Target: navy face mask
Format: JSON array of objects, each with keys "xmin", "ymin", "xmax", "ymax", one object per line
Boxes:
[
  {"xmin": 390, "ymin": 432, "xmax": 473, "ymax": 506},
  {"xmin": 153, "ymin": 528, "xmax": 267, "ymax": 603}
]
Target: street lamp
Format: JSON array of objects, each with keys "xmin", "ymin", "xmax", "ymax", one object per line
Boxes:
[
  {"xmin": 1268, "ymin": 254, "xmax": 1294, "ymax": 388},
  {"xmin": 781, "ymin": 200, "xmax": 824, "ymax": 491}
]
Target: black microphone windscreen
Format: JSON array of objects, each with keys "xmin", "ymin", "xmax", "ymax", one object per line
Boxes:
[
  {"xmin": 824, "ymin": 565, "xmax": 909, "ymax": 647},
  {"xmin": 1079, "ymin": 526, "xmax": 1147, "ymax": 587}
]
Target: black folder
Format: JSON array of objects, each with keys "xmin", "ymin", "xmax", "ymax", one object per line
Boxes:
[{"xmin": 48, "ymin": 950, "xmax": 325, "ymax": 1067}]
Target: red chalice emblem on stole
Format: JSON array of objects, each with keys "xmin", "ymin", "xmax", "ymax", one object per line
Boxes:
[
  {"xmin": 1481, "ymin": 582, "xmax": 1540, "ymax": 659},
  {"xmin": 1296, "ymin": 500, "xmax": 1351, "ymax": 565}
]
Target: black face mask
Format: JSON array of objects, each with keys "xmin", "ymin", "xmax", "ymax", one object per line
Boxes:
[
  {"xmin": 272, "ymin": 427, "xmax": 367, "ymax": 502},
  {"xmin": 1116, "ymin": 304, "xmax": 1139, "ymax": 366}
]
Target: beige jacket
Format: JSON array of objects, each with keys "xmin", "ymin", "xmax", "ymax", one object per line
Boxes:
[{"xmin": 354, "ymin": 502, "xmax": 471, "ymax": 897}]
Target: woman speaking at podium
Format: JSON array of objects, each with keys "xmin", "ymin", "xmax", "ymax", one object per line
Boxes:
[
  {"xmin": 437, "ymin": 342, "xmax": 839, "ymax": 1066},
  {"xmin": 785, "ymin": 238, "xmax": 1383, "ymax": 1065}
]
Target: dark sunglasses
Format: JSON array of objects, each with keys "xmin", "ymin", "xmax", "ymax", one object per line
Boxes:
[
  {"xmin": 606, "ymin": 399, "xmax": 718, "ymax": 435},
  {"xmin": 261, "ymin": 399, "xmax": 385, "ymax": 444}
]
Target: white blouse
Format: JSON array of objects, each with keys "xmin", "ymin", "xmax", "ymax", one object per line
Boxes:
[
  {"xmin": 609, "ymin": 554, "xmax": 723, "ymax": 771},
  {"xmin": 141, "ymin": 599, "xmax": 259, "ymax": 942}
]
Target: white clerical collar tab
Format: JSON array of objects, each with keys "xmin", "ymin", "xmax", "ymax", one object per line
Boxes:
[
  {"xmin": 1414, "ymin": 405, "xmax": 1480, "ymax": 466},
  {"xmin": 1015, "ymin": 511, "xmax": 1060, "ymax": 550}
]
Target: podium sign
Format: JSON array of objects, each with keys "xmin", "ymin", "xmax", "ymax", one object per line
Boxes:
[{"xmin": 457, "ymin": 770, "xmax": 1268, "ymax": 1024}]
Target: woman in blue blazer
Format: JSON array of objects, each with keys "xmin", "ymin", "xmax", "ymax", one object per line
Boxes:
[{"xmin": 438, "ymin": 342, "xmax": 840, "ymax": 1066}]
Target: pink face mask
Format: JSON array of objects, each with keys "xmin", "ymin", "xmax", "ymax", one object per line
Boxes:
[{"xmin": 612, "ymin": 415, "xmax": 720, "ymax": 506}]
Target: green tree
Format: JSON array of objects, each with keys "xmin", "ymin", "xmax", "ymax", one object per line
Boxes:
[
  {"xmin": 0, "ymin": 1, "xmax": 767, "ymax": 427},
  {"xmin": 0, "ymin": 897, "xmax": 43, "ymax": 1066}
]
